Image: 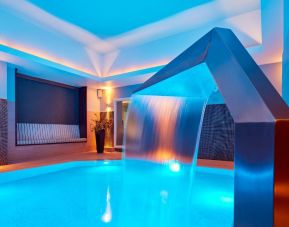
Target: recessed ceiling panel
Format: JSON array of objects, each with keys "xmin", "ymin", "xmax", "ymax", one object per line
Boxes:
[{"xmin": 28, "ymin": 0, "xmax": 212, "ymax": 38}]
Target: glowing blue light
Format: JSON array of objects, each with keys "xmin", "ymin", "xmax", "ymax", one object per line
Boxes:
[
  {"xmin": 103, "ymin": 161, "xmax": 110, "ymax": 165},
  {"xmin": 169, "ymin": 161, "xmax": 181, "ymax": 172}
]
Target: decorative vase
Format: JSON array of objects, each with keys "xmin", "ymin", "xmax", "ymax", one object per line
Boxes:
[{"xmin": 95, "ymin": 129, "xmax": 105, "ymax": 153}]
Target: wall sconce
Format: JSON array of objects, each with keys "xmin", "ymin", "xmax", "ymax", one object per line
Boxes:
[{"xmin": 97, "ymin": 89, "xmax": 103, "ymax": 99}]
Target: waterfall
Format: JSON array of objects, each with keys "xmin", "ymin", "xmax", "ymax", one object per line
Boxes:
[{"xmin": 124, "ymin": 95, "xmax": 206, "ymax": 164}]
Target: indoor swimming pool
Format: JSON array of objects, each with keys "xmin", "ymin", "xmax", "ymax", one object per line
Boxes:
[{"xmin": 0, "ymin": 160, "xmax": 233, "ymax": 227}]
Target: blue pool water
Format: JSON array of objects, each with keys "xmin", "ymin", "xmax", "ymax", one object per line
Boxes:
[{"xmin": 0, "ymin": 160, "xmax": 233, "ymax": 227}]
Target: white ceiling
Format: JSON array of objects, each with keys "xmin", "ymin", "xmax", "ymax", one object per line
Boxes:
[{"xmin": 0, "ymin": 0, "xmax": 284, "ymax": 88}]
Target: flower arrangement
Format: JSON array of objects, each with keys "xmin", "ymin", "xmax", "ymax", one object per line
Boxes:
[{"xmin": 91, "ymin": 114, "xmax": 113, "ymax": 133}]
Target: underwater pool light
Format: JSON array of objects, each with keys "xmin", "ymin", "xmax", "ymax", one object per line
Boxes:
[{"xmin": 169, "ymin": 161, "xmax": 181, "ymax": 172}]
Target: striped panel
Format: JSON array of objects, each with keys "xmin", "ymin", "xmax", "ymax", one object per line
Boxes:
[{"xmin": 17, "ymin": 123, "xmax": 85, "ymax": 145}]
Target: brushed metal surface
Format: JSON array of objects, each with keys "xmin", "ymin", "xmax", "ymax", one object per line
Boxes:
[{"xmin": 133, "ymin": 27, "xmax": 289, "ymax": 226}]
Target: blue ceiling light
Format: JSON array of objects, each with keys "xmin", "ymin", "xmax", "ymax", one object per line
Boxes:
[{"xmin": 27, "ymin": 0, "xmax": 212, "ymax": 38}]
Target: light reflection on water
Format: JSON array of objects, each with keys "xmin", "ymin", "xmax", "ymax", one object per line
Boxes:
[{"xmin": 0, "ymin": 160, "xmax": 233, "ymax": 227}]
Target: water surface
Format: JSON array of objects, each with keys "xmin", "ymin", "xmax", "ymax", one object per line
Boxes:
[{"xmin": 0, "ymin": 160, "xmax": 233, "ymax": 227}]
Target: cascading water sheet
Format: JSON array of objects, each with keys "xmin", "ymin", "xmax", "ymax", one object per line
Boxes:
[{"xmin": 124, "ymin": 95, "xmax": 206, "ymax": 163}]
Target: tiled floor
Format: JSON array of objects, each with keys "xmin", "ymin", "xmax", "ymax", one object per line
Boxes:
[{"xmin": 0, "ymin": 151, "xmax": 122, "ymax": 173}]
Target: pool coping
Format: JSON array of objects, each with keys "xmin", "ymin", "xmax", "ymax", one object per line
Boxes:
[
  {"xmin": 0, "ymin": 151, "xmax": 122, "ymax": 173},
  {"xmin": 0, "ymin": 160, "xmax": 122, "ymax": 184},
  {"xmin": 0, "ymin": 159, "xmax": 233, "ymax": 185}
]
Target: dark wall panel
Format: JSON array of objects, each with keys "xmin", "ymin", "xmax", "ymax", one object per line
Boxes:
[
  {"xmin": 16, "ymin": 75, "xmax": 80, "ymax": 125},
  {"xmin": 79, "ymin": 87, "xmax": 87, "ymax": 138},
  {"xmin": 198, "ymin": 104, "xmax": 234, "ymax": 161}
]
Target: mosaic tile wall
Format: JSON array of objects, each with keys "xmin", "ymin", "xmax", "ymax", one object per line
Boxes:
[
  {"xmin": 198, "ymin": 104, "xmax": 235, "ymax": 161},
  {"xmin": 0, "ymin": 99, "xmax": 8, "ymax": 165}
]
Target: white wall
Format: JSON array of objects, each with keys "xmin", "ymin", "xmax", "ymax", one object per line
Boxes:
[
  {"xmin": 260, "ymin": 62, "xmax": 282, "ymax": 95},
  {"xmin": 100, "ymin": 84, "xmax": 140, "ymax": 112},
  {"xmin": 87, "ymin": 87, "xmax": 100, "ymax": 113},
  {"xmin": 283, "ymin": 0, "xmax": 289, "ymax": 103},
  {"xmin": 0, "ymin": 62, "xmax": 7, "ymax": 99}
]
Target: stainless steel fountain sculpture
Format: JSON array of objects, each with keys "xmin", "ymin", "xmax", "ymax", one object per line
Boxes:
[{"xmin": 131, "ymin": 28, "xmax": 289, "ymax": 227}]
